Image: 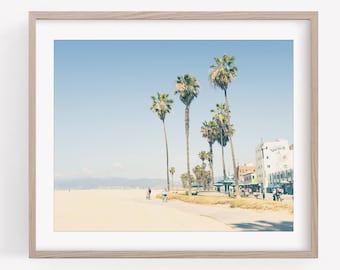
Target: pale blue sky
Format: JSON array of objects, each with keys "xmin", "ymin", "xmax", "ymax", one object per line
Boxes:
[{"xmin": 54, "ymin": 40, "xmax": 293, "ymax": 181}]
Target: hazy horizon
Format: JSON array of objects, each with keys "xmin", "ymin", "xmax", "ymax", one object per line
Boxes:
[{"xmin": 54, "ymin": 177, "xmax": 169, "ymax": 190}]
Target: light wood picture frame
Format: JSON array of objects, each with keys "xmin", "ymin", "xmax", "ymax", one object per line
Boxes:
[{"xmin": 29, "ymin": 11, "xmax": 318, "ymax": 258}]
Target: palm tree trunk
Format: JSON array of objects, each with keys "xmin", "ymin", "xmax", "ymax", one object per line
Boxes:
[
  {"xmin": 224, "ymin": 89, "xmax": 239, "ymax": 197},
  {"xmin": 209, "ymin": 142, "xmax": 215, "ymax": 186},
  {"xmin": 171, "ymin": 174, "xmax": 174, "ymax": 190},
  {"xmin": 221, "ymin": 140, "xmax": 227, "ymax": 181},
  {"xmin": 200, "ymin": 159, "xmax": 206, "ymax": 191},
  {"xmin": 185, "ymin": 106, "xmax": 191, "ymax": 196},
  {"xmin": 162, "ymin": 120, "xmax": 170, "ymax": 191}
]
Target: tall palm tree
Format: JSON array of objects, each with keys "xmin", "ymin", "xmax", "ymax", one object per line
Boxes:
[
  {"xmin": 211, "ymin": 104, "xmax": 233, "ymax": 182},
  {"xmin": 197, "ymin": 151, "xmax": 210, "ymax": 190},
  {"xmin": 205, "ymin": 151, "xmax": 213, "ymax": 189},
  {"xmin": 150, "ymin": 93, "xmax": 173, "ymax": 191},
  {"xmin": 180, "ymin": 173, "xmax": 195, "ymax": 189},
  {"xmin": 209, "ymin": 53, "xmax": 239, "ymax": 196},
  {"xmin": 192, "ymin": 165, "xmax": 203, "ymax": 188},
  {"xmin": 169, "ymin": 167, "xmax": 175, "ymax": 190},
  {"xmin": 198, "ymin": 150, "xmax": 208, "ymax": 166},
  {"xmin": 174, "ymin": 74, "xmax": 200, "ymax": 196},
  {"xmin": 201, "ymin": 120, "xmax": 219, "ymax": 184}
]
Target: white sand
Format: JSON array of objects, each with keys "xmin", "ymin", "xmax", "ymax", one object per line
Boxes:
[{"xmin": 54, "ymin": 189, "xmax": 293, "ymax": 232}]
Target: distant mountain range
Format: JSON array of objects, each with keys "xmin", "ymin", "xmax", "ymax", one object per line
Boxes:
[{"xmin": 54, "ymin": 177, "xmax": 166, "ymax": 190}]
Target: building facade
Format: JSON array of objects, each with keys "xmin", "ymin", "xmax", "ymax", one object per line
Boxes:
[
  {"xmin": 237, "ymin": 164, "xmax": 256, "ymax": 182},
  {"xmin": 243, "ymin": 172, "xmax": 257, "ymax": 185},
  {"xmin": 255, "ymin": 139, "xmax": 293, "ymax": 192}
]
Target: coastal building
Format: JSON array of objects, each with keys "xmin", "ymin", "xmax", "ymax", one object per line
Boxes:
[
  {"xmin": 237, "ymin": 164, "xmax": 256, "ymax": 182},
  {"xmin": 243, "ymin": 171, "xmax": 258, "ymax": 186},
  {"xmin": 255, "ymin": 139, "xmax": 293, "ymax": 192},
  {"xmin": 269, "ymin": 169, "xmax": 294, "ymax": 194}
]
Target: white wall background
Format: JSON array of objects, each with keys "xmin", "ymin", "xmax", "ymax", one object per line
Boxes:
[{"xmin": 0, "ymin": 0, "xmax": 337, "ymax": 269}]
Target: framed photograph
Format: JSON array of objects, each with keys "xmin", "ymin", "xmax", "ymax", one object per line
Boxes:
[{"xmin": 29, "ymin": 11, "xmax": 318, "ymax": 258}]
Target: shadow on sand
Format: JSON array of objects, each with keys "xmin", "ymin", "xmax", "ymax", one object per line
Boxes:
[{"xmin": 232, "ymin": 220, "xmax": 293, "ymax": 231}]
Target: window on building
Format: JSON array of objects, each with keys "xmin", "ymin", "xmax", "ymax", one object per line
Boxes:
[{"xmin": 267, "ymin": 165, "xmax": 270, "ymax": 168}]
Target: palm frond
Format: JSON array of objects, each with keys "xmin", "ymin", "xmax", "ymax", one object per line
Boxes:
[
  {"xmin": 150, "ymin": 92, "xmax": 173, "ymax": 121},
  {"xmin": 174, "ymin": 74, "xmax": 200, "ymax": 107},
  {"xmin": 208, "ymin": 53, "xmax": 238, "ymax": 92}
]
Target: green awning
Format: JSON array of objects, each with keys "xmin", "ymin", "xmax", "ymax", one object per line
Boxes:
[
  {"xmin": 213, "ymin": 182, "xmax": 224, "ymax": 186},
  {"xmin": 221, "ymin": 178, "xmax": 234, "ymax": 184}
]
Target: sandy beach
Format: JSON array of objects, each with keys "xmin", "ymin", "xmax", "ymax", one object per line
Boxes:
[{"xmin": 54, "ymin": 189, "xmax": 293, "ymax": 232}]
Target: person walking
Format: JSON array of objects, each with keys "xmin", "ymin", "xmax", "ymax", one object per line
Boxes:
[
  {"xmin": 272, "ymin": 188, "xmax": 277, "ymax": 201},
  {"xmin": 162, "ymin": 188, "xmax": 168, "ymax": 202},
  {"xmin": 146, "ymin": 187, "xmax": 151, "ymax": 200}
]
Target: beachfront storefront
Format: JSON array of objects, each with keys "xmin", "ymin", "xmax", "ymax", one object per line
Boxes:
[
  {"xmin": 213, "ymin": 178, "xmax": 234, "ymax": 194},
  {"xmin": 268, "ymin": 169, "xmax": 294, "ymax": 194}
]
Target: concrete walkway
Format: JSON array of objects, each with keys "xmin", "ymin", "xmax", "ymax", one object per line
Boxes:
[{"xmin": 143, "ymin": 194, "xmax": 293, "ymax": 231}]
